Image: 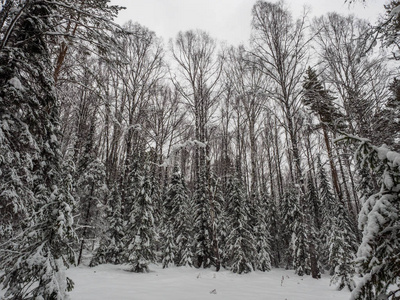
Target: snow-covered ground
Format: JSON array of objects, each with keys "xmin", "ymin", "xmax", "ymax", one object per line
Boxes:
[{"xmin": 0, "ymin": 264, "xmax": 352, "ymax": 299}]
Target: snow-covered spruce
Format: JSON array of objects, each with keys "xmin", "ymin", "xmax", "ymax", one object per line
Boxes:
[
  {"xmin": 263, "ymin": 191, "xmax": 281, "ymax": 268},
  {"xmin": 161, "ymin": 165, "xmax": 194, "ymax": 267},
  {"xmin": 223, "ymin": 174, "xmax": 257, "ymax": 274},
  {"xmin": 90, "ymin": 185, "xmax": 126, "ymax": 266},
  {"xmin": 337, "ymin": 135, "xmax": 400, "ymax": 299},
  {"xmin": 253, "ymin": 194, "xmax": 272, "ymax": 272},
  {"xmin": 193, "ymin": 167, "xmax": 220, "ymax": 269},
  {"xmin": 125, "ymin": 166, "xmax": 157, "ymax": 273},
  {"xmin": 317, "ymin": 157, "xmax": 357, "ymax": 290},
  {"xmin": 328, "ymin": 202, "xmax": 357, "ymax": 291},
  {"xmin": 76, "ymin": 158, "xmax": 108, "ymax": 265},
  {"xmin": 0, "ymin": 2, "xmax": 76, "ymax": 299}
]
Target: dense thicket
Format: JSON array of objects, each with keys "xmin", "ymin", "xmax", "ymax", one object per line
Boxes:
[{"xmin": 1, "ymin": 0, "xmax": 399, "ymax": 299}]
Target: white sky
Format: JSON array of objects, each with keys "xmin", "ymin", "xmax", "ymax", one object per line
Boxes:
[{"xmin": 110, "ymin": 0, "xmax": 387, "ymax": 46}]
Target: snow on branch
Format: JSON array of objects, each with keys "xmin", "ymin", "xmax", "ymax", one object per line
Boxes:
[{"xmin": 159, "ymin": 140, "xmax": 206, "ymax": 168}]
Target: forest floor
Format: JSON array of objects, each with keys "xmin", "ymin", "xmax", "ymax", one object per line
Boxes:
[
  {"xmin": 65, "ymin": 263, "xmax": 352, "ymax": 300},
  {"xmin": 0, "ymin": 263, "xmax": 354, "ymax": 300}
]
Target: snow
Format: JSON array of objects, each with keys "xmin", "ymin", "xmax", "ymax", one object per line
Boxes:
[
  {"xmin": 160, "ymin": 140, "xmax": 208, "ymax": 167},
  {"xmin": 8, "ymin": 77, "xmax": 25, "ymax": 91},
  {"xmin": 377, "ymin": 146, "xmax": 389, "ymax": 161},
  {"xmin": 390, "ymin": 5, "xmax": 400, "ymax": 17},
  {"xmin": 0, "ymin": 264, "xmax": 352, "ymax": 300}
]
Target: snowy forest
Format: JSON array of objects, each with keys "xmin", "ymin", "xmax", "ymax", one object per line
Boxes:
[{"xmin": 0, "ymin": 0, "xmax": 399, "ymax": 299}]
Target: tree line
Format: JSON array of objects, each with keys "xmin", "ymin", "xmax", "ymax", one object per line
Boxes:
[{"xmin": 0, "ymin": 0, "xmax": 399, "ymax": 299}]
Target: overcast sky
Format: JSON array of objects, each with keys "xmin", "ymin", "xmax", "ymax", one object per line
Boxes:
[{"xmin": 110, "ymin": 0, "xmax": 386, "ymax": 45}]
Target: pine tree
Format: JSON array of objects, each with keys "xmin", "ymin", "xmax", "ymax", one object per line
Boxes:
[
  {"xmin": 0, "ymin": 2, "xmax": 76, "ymax": 298},
  {"xmin": 302, "ymin": 67, "xmax": 343, "ymax": 129},
  {"xmin": 302, "ymin": 66, "xmax": 344, "ymax": 203},
  {"xmin": 224, "ymin": 174, "xmax": 257, "ymax": 274}
]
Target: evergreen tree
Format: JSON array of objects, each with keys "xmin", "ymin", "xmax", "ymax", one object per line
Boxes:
[
  {"xmin": 304, "ymin": 175, "xmax": 322, "ymax": 279},
  {"xmin": 0, "ymin": 2, "xmax": 76, "ymax": 298},
  {"xmin": 306, "ymin": 175, "xmax": 322, "ymax": 231},
  {"xmin": 328, "ymin": 202, "xmax": 357, "ymax": 291},
  {"xmin": 167, "ymin": 166, "xmax": 194, "ymax": 267},
  {"xmin": 375, "ymin": 1, "xmax": 400, "ymax": 60},
  {"xmin": 302, "ymin": 67, "xmax": 343, "ymax": 130},
  {"xmin": 336, "ymin": 135, "xmax": 400, "ymax": 299},
  {"xmin": 317, "ymin": 157, "xmax": 356, "ymax": 287},
  {"xmin": 372, "ymin": 77, "xmax": 400, "ymax": 151},
  {"xmin": 302, "ymin": 66, "xmax": 344, "ymax": 203},
  {"xmin": 218, "ymin": 198, "xmax": 229, "ymax": 269},
  {"xmin": 76, "ymin": 158, "xmax": 108, "ymax": 265},
  {"xmin": 122, "ymin": 157, "xmax": 141, "ymax": 222},
  {"xmin": 290, "ymin": 192, "xmax": 311, "ymax": 276},
  {"xmin": 224, "ymin": 174, "xmax": 257, "ymax": 274},
  {"xmin": 208, "ymin": 171, "xmax": 223, "ymax": 271},
  {"xmin": 263, "ymin": 191, "xmax": 281, "ymax": 267},
  {"xmin": 253, "ymin": 194, "xmax": 272, "ymax": 272},
  {"xmin": 161, "ymin": 224, "xmax": 176, "ymax": 268},
  {"xmin": 161, "ymin": 166, "xmax": 178, "ymax": 268},
  {"xmin": 90, "ymin": 185, "xmax": 125, "ymax": 266},
  {"xmin": 193, "ymin": 167, "xmax": 214, "ymax": 268},
  {"xmin": 317, "ymin": 158, "xmax": 337, "ymax": 269},
  {"xmin": 280, "ymin": 185, "xmax": 298, "ymax": 269},
  {"xmin": 125, "ymin": 166, "xmax": 157, "ymax": 273}
]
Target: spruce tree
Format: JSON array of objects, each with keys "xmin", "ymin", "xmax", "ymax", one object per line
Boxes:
[
  {"xmin": 161, "ymin": 166, "xmax": 177, "ymax": 268},
  {"xmin": 317, "ymin": 158, "xmax": 337, "ymax": 269},
  {"xmin": 336, "ymin": 135, "xmax": 400, "ymax": 299},
  {"xmin": 125, "ymin": 166, "xmax": 157, "ymax": 273},
  {"xmin": 208, "ymin": 171, "xmax": 223, "ymax": 270},
  {"xmin": 328, "ymin": 202, "xmax": 357, "ymax": 291},
  {"xmin": 317, "ymin": 158, "xmax": 356, "ymax": 289},
  {"xmin": 161, "ymin": 224, "xmax": 176, "ymax": 268},
  {"xmin": 90, "ymin": 185, "xmax": 125, "ymax": 266},
  {"xmin": 263, "ymin": 191, "xmax": 281, "ymax": 267},
  {"xmin": 280, "ymin": 185, "xmax": 298, "ymax": 269},
  {"xmin": 76, "ymin": 158, "xmax": 108, "ymax": 265},
  {"xmin": 372, "ymin": 77, "xmax": 400, "ymax": 151},
  {"xmin": 193, "ymin": 167, "xmax": 214, "ymax": 268},
  {"xmin": 0, "ymin": 2, "xmax": 76, "ymax": 298},
  {"xmin": 291, "ymin": 193, "xmax": 311, "ymax": 276},
  {"xmin": 253, "ymin": 194, "xmax": 272, "ymax": 272},
  {"xmin": 165, "ymin": 166, "xmax": 194, "ymax": 267},
  {"xmin": 224, "ymin": 174, "xmax": 257, "ymax": 274},
  {"xmin": 304, "ymin": 175, "xmax": 321, "ymax": 278},
  {"xmin": 218, "ymin": 199, "xmax": 229, "ymax": 269}
]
